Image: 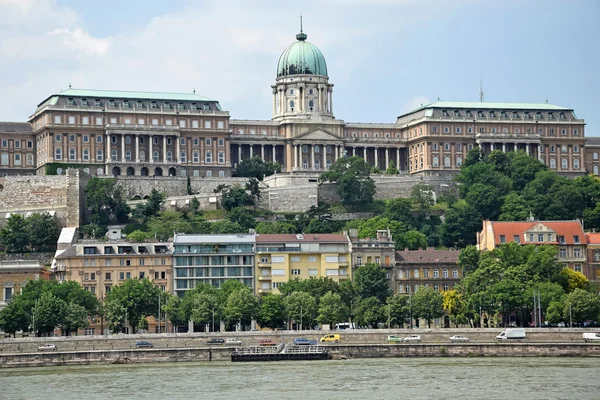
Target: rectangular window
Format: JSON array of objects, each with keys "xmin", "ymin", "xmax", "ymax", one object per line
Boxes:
[
  {"xmin": 538, "ymin": 234, "xmax": 544, "ymax": 242},
  {"xmin": 574, "ymin": 264, "xmax": 582, "ymax": 273},
  {"xmin": 217, "ymin": 121, "xmax": 224, "ymax": 129},
  {"xmin": 513, "ymin": 235, "xmax": 520, "ymax": 243},
  {"xmin": 325, "ymin": 256, "xmax": 339, "ymax": 263},
  {"xmin": 308, "ymin": 269, "xmax": 318, "ymax": 276},
  {"xmin": 205, "ymin": 121, "xmax": 212, "ymax": 129},
  {"xmin": 290, "ymin": 256, "xmax": 300, "ymax": 262},
  {"xmin": 573, "ymin": 235, "xmax": 580, "ymax": 244},
  {"xmin": 574, "ymin": 248, "xmax": 581, "ymax": 258},
  {"xmin": 326, "ymin": 269, "xmax": 339, "ymax": 276},
  {"xmin": 423, "ymin": 269, "xmax": 429, "ymax": 278},
  {"xmin": 68, "ymin": 116, "xmax": 75, "ymax": 124},
  {"xmin": 559, "ymin": 248, "xmax": 567, "ymax": 258},
  {"xmin": 308, "ymin": 256, "xmax": 317, "ymax": 262},
  {"xmin": 82, "ymin": 116, "xmax": 89, "ymax": 125},
  {"xmin": 292, "ymin": 269, "xmax": 301, "ymax": 275},
  {"xmin": 271, "ymin": 256, "xmax": 285, "ymax": 263},
  {"xmin": 499, "ymin": 235, "xmax": 506, "ymax": 243},
  {"xmin": 271, "ymin": 269, "xmax": 286, "ymax": 276}
]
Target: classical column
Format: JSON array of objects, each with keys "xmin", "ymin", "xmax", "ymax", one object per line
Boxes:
[
  {"xmin": 294, "ymin": 144, "xmax": 298, "ymax": 169},
  {"xmin": 374, "ymin": 147, "xmax": 379, "ymax": 169},
  {"xmin": 490, "ymin": 143, "xmax": 494, "ymax": 152},
  {"xmin": 322, "ymin": 144, "xmax": 326, "ymax": 169},
  {"xmin": 526, "ymin": 144, "xmax": 530, "ymax": 155},
  {"xmin": 272, "ymin": 145, "xmax": 276, "ymax": 163},
  {"xmin": 335, "ymin": 145, "xmax": 339, "ymax": 161},
  {"xmin": 249, "ymin": 145, "xmax": 253, "ymax": 158},
  {"xmin": 538, "ymin": 144, "xmax": 543, "ymax": 161},
  {"xmin": 135, "ymin": 135, "xmax": 140, "ymax": 162},
  {"xmin": 311, "ymin": 145, "xmax": 315, "ymax": 170},
  {"xmin": 149, "ymin": 135, "xmax": 153, "ymax": 162},
  {"xmin": 353, "ymin": 147, "xmax": 356, "ymax": 156},
  {"xmin": 121, "ymin": 134, "xmax": 125, "ymax": 161},
  {"xmin": 272, "ymin": 89, "xmax": 276, "ymax": 115},
  {"xmin": 238, "ymin": 144, "xmax": 243, "ymax": 163},
  {"xmin": 176, "ymin": 136, "xmax": 181, "ymax": 163},
  {"xmin": 162, "ymin": 135, "xmax": 167, "ymax": 163},
  {"xmin": 502, "ymin": 143, "xmax": 506, "ymax": 152},
  {"xmin": 261, "ymin": 144, "xmax": 265, "ymax": 160},
  {"xmin": 318, "ymin": 87, "xmax": 323, "ymax": 111},
  {"xmin": 328, "ymin": 87, "xmax": 333, "ymax": 114},
  {"xmin": 385, "ymin": 148, "xmax": 389, "ymax": 169},
  {"xmin": 106, "ymin": 133, "xmax": 110, "ymax": 162},
  {"xmin": 396, "ymin": 148, "xmax": 400, "ymax": 170}
]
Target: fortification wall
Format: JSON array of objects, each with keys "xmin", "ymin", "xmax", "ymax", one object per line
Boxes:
[
  {"xmin": 114, "ymin": 176, "xmax": 249, "ymax": 200},
  {"xmin": 257, "ymin": 184, "xmax": 319, "ymax": 212}
]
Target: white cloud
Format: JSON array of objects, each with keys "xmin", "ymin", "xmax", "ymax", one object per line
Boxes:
[
  {"xmin": 401, "ymin": 96, "xmax": 431, "ymax": 114},
  {"xmin": 47, "ymin": 28, "xmax": 111, "ymax": 57}
]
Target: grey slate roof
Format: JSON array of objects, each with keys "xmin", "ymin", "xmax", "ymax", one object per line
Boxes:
[{"xmin": 0, "ymin": 122, "xmax": 33, "ymax": 134}]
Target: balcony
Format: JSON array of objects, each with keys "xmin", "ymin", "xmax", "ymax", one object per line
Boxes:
[
  {"xmin": 258, "ymin": 275, "xmax": 272, "ymax": 281},
  {"xmin": 258, "ymin": 288, "xmax": 272, "ymax": 294}
]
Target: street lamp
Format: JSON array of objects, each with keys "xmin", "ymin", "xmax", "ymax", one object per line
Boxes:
[
  {"xmin": 212, "ymin": 307, "xmax": 215, "ymax": 333},
  {"xmin": 299, "ymin": 305, "xmax": 303, "ymax": 331}
]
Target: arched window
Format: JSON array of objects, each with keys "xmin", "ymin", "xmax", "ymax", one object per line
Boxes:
[
  {"xmin": 219, "ymin": 170, "xmax": 225, "ymax": 177},
  {"xmin": 594, "ymin": 165, "xmax": 599, "ymax": 175},
  {"xmin": 96, "ymin": 150, "xmax": 103, "ymax": 161},
  {"xmin": 414, "ymin": 269, "xmax": 420, "ymax": 278},
  {"xmin": 205, "ymin": 150, "xmax": 212, "ymax": 163},
  {"xmin": 111, "ymin": 150, "xmax": 117, "ymax": 161},
  {"xmin": 444, "ymin": 156, "xmax": 451, "ymax": 168},
  {"xmin": 289, "ymin": 100, "xmax": 295, "ymax": 111},
  {"xmin": 442, "ymin": 269, "xmax": 449, "ymax": 278},
  {"xmin": 302, "ymin": 145, "xmax": 308, "ymax": 153},
  {"xmin": 153, "ymin": 136, "xmax": 158, "ymax": 145},
  {"xmin": 308, "ymin": 100, "xmax": 314, "ymax": 111},
  {"xmin": 218, "ymin": 138, "xmax": 224, "ymax": 146},
  {"xmin": 206, "ymin": 138, "xmax": 212, "ymax": 146},
  {"xmin": 432, "ymin": 156, "xmax": 439, "ymax": 167},
  {"xmin": 594, "ymin": 152, "xmax": 598, "ymax": 160},
  {"xmin": 111, "ymin": 135, "xmax": 117, "ymax": 143},
  {"xmin": 218, "ymin": 151, "xmax": 225, "ymax": 164},
  {"xmin": 56, "ymin": 168, "xmax": 63, "ymax": 175},
  {"xmin": 153, "ymin": 151, "xmax": 159, "ymax": 161},
  {"xmin": 573, "ymin": 159, "xmax": 580, "ymax": 169},
  {"xmin": 326, "ymin": 159, "xmax": 332, "ymax": 169},
  {"xmin": 452, "ymin": 269, "xmax": 458, "ymax": 278},
  {"xmin": 180, "ymin": 169, "xmax": 187, "ymax": 177},
  {"xmin": 206, "ymin": 170, "xmax": 212, "ymax": 177},
  {"xmin": 193, "ymin": 152, "xmax": 199, "ymax": 163},
  {"xmin": 180, "ymin": 137, "xmax": 186, "ymax": 145},
  {"xmin": 561, "ymin": 158, "xmax": 568, "ymax": 169},
  {"xmin": 167, "ymin": 137, "xmax": 172, "ymax": 145},
  {"xmin": 125, "ymin": 150, "xmax": 132, "ymax": 161},
  {"xmin": 314, "ymin": 145, "xmax": 320, "ymax": 153},
  {"xmin": 302, "ymin": 158, "xmax": 308, "ymax": 169},
  {"xmin": 456, "ymin": 156, "xmax": 463, "ymax": 167},
  {"xmin": 180, "ymin": 151, "xmax": 186, "ymax": 163},
  {"xmin": 125, "ymin": 136, "xmax": 131, "ymax": 144},
  {"xmin": 139, "ymin": 150, "xmax": 145, "ymax": 161},
  {"xmin": 315, "ymin": 160, "xmax": 321, "ymax": 169},
  {"xmin": 550, "ymin": 158, "xmax": 556, "ymax": 169},
  {"xmin": 433, "ymin": 269, "xmax": 439, "ymax": 278},
  {"xmin": 167, "ymin": 151, "xmax": 172, "ymax": 162},
  {"xmin": 69, "ymin": 148, "xmax": 76, "ymax": 160},
  {"xmin": 193, "ymin": 170, "xmax": 200, "ymax": 177},
  {"xmin": 97, "ymin": 135, "xmax": 102, "ymax": 143},
  {"xmin": 55, "ymin": 148, "xmax": 62, "ymax": 160},
  {"xmin": 83, "ymin": 149, "xmax": 89, "ymax": 161}
]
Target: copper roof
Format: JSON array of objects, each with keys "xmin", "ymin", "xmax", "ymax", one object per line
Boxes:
[
  {"xmin": 488, "ymin": 221, "xmax": 584, "ymax": 245},
  {"xmin": 255, "ymin": 234, "xmax": 349, "ymax": 243}
]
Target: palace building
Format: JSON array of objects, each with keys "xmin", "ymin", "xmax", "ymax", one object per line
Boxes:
[{"xmin": 0, "ymin": 29, "xmax": 594, "ymax": 178}]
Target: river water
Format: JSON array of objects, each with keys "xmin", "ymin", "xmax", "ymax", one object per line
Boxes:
[{"xmin": 0, "ymin": 358, "xmax": 597, "ymax": 400}]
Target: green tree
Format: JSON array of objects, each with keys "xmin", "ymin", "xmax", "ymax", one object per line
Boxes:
[
  {"xmin": 162, "ymin": 294, "xmax": 187, "ymax": 329},
  {"xmin": 412, "ymin": 286, "xmax": 444, "ymax": 328},
  {"xmin": 85, "ymin": 177, "xmax": 130, "ymax": 225},
  {"xmin": 246, "ymin": 178, "xmax": 261, "ymax": 207},
  {"xmin": 50, "ymin": 280, "xmax": 99, "ymax": 315},
  {"xmin": 80, "ymin": 223, "xmax": 107, "ymax": 239},
  {"xmin": 319, "ymin": 156, "xmax": 376, "ymax": 208},
  {"xmin": 218, "ymin": 279, "xmax": 248, "ymax": 305},
  {"xmin": 189, "ymin": 292, "xmax": 219, "ymax": 329},
  {"xmin": 545, "ymin": 299, "xmax": 566, "ymax": 324},
  {"xmin": 127, "ymin": 230, "xmax": 152, "ymax": 242},
  {"xmin": 317, "ymin": 291, "xmax": 348, "ymax": 327},
  {"xmin": 233, "ymin": 156, "xmax": 281, "ymax": 180},
  {"xmin": 227, "ymin": 207, "xmax": 256, "ymax": 231},
  {"xmin": 104, "ymin": 300, "xmax": 127, "ymax": 333},
  {"xmin": 104, "ymin": 278, "xmax": 162, "ymax": 333},
  {"xmin": 498, "ymin": 192, "xmax": 530, "ymax": 221},
  {"xmin": 132, "ymin": 189, "xmax": 165, "ymax": 222},
  {"xmin": 558, "ymin": 268, "xmax": 589, "ymax": 293},
  {"xmin": 441, "ymin": 201, "xmax": 481, "ymax": 248},
  {"xmin": 396, "ymin": 230, "xmax": 428, "ymax": 250},
  {"xmin": 0, "ymin": 297, "xmax": 30, "ymax": 336},
  {"xmin": 564, "ymin": 289, "xmax": 600, "ymax": 325},
  {"xmin": 410, "ymin": 183, "xmax": 435, "ymax": 219},
  {"xmin": 25, "ymin": 213, "xmax": 61, "ymax": 252},
  {"xmin": 0, "ymin": 214, "xmax": 28, "ymax": 252},
  {"xmin": 464, "ymin": 183, "xmax": 505, "ymax": 220},
  {"xmin": 221, "ymin": 185, "xmax": 253, "ymax": 211},
  {"xmin": 346, "ymin": 216, "xmax": 405, "ymax": 241},
  {"xmin": 284, "ymin": 291, "xmax": 317, "ymax": 330},
  {"xmin": 146, "ymin": 211, "xmax": 193, "ymax": 241},
  {"xmin": 223, "ymin": 287, "xmax": 258, "ymax": 329},
  {"xmin": 443, "ymin": 290, "xmax": 466, "ymax": 327},
  {"xmin": 463, "ymin": 147, "xmax": 483, "ymax": 168},
  {"xmin": 32, "ymin": 292, "xmax": 66, "ymax": 336},
  {"xmin": 60, "ymin": 302, "xmax": 89, "ymax": 336},
  {"xmin": 210, "ymin": 220, "xmax": 244, "ymax": 234},
  {"xmin": 255, "ymin": 221, "xmax": 298, "ymax": 234},
  {"xmin": 257, "ymin": 294, "xmax": 286, "ymax": 329},
  {"xmin": 354, "ymin": 297, "xmax": 384, "ymax": 328},
  {"xmin": 190, "ymin": 196, "xmax": 200, "ymax": 213},
  {"xmin": 353, "ymin": 263, "xmax": 392, "ymax": 303},
  {"xmin": 583, "ymin": 202, "xmax": 600, "ymax": 231},
  {"xmin": 384, "ymin": 198, "xmax": 414, "ymax": 227},
  {"xmin": 457, "ymin": 245, "xmax": 480, "ymax": 275},
  {"xmin": 386, "ymin": 294, "xmax": 410, "ymax": 328},
  {"xmin": 385, "ymin": 160, "xmax": 398, "ymax": 175}
]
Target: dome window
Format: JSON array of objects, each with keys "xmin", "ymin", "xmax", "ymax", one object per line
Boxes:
[
  {"xmin": 289, "ymin": 89, "xmax": 294, "ymax": 95},
  {"xmin": 309, "ymin": 100, "xmax": 314, "ymax": 111},
  {"xmin": 289, "ymin": 100, "xmax": 295, "ymax": 111}
]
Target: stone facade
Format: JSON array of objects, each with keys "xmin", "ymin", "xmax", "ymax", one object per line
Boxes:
[{"xmin": 0, "ymin": 260, "xmax": 52, "ymax": 311}]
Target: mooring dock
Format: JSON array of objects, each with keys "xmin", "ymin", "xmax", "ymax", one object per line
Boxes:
[{"xmin": 231, "ymin": 342, "xmax": 331, "ymax": 362}]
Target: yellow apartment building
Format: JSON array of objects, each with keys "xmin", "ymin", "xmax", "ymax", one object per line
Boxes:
[{"xmin": 255, "ymin": 233, "xmax": 351, "ymax": 294}]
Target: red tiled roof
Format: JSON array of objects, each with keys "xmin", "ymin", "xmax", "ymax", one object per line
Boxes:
[
  {"xmin": 395, "ymin": 249, "xmax": 459, "ymax": 263},
  {"xmin": 255, "ymin": 234, "xmax": 349, "ymax": 243},
  {"xmin": 489, "ymin": 221, "xmax": 584, "ymax": 245},
  {"xmin": 587, "ymin": 233, "xmax": 600, "ymax": 245}
]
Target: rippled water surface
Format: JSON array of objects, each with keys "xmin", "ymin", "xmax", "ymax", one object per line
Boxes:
[{"xmin": 0, "ymin": 358, "xmax": 598, "ymax": 400}]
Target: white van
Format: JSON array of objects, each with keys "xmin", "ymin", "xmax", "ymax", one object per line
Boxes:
[
  {"xmin": 583, "ymin": 333, "xmax": 600, "ymax": 342},
  {"xmin": 496, "ymin": 328, "xmax": 526, "ymax": 340}
]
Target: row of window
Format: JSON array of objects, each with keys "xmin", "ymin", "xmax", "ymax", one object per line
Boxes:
[
  {"xmin": 398, "ymin": 282, "xmax": 453, "ymax": 293},
  {"xmin": 55, "ymin": 133, "xmax": 225, "ymax": 147},
  {"xmin": 398, "ymin": 268, "xmax": 458, "ymax": 279},
  {"xmin": 236, "ymin": 128, "xmax": 279, "ymax": 136},
  {"xmin": 52, "ymin": 115, "xmax": 224, "ymax": 129},
  {"xmin": 1, "ymin": 140, "xmax": 33, "ymax": 149},
  {"xmin": 54, "ymin": 148, "xmax": 226, "ymax": 164},
  {"xmin": 53, "ymin": 167, "xmax": 228, "ymax": 178},
  {"xmin": 429, "ymin": 126, "xmax": 580, "ymax": 136},
  {"xmin": 0, "ymin": 153, "xmax": 34, "ymax": 166},
  {"xmin": 441, "ymin": 110, "xmax": 570, "ymax": 120},
  {"xmin": 83, "ymin": 270, "xmax": 167, "ymax": 281},
  {"xmin": 66, "ymin": 98, "xmax": 213, "ymax": 111}
]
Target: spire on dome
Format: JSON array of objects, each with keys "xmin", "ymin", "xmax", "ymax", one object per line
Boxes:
[{"xmin": 296, "ymin": 15, "xmax": 307, "ymax": 41}]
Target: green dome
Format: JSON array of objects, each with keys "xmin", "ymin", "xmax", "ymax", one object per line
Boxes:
[{"xmin": 277, "ymin": 32, "xmax": 328, "ymax": 77}]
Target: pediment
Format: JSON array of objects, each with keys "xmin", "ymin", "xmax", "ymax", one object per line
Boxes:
[
  {"xmin": 295, "ymin": 128, "xmax": 341, "ymax": 142},
  {"xmin": 524, "ymin": 223, "xmax": 554, "ymax": 233}
]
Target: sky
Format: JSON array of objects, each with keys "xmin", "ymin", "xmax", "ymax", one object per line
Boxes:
[{"xmin": 0, "ymin": 0, "xmax": 599, "ymax": 135}]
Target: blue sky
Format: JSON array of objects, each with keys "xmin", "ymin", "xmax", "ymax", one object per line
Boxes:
[{"xmin": 1, "ymin": 0, "xmax": 599, "ymax": 135}]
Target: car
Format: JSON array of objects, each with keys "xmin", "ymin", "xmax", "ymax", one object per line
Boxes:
[
  {"xmin": 135, "ymin": 341, "xmax": 153, "ymax": 348},
  {"xmin": 259, "ymin": 338, "xmax": 277, "ymax": 346},
  {"xmin": 206, "ymin": 338, "xmax": 225, "ymax": 345},
  {"xmin": 319, "ymin": 334, "xmax": 341, "ymax": 343},
  {"xmin": 403, "ymin": 335, "xmax": 422, "ymax": 343},
  {"xmin": 37, "ymin": 344, "xmax": 56, "ymax": 351},
  {"xmin": 386, "ymin": 335, "xmax": 402, "ymax": 343},
  {"xmin": 449, "ymin": 335, "xmax": 470, "ymax": 343},
  {"xmin": 293, "ymin": 338, "xmax": 312, "ymax": 346},
  {"xmin": 225, "ymin": 338, "xmax": 243, "ymax": 346},
  {"xmin": 557, "ymin": 322, "xmax": 566, "ymax": 328}
]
